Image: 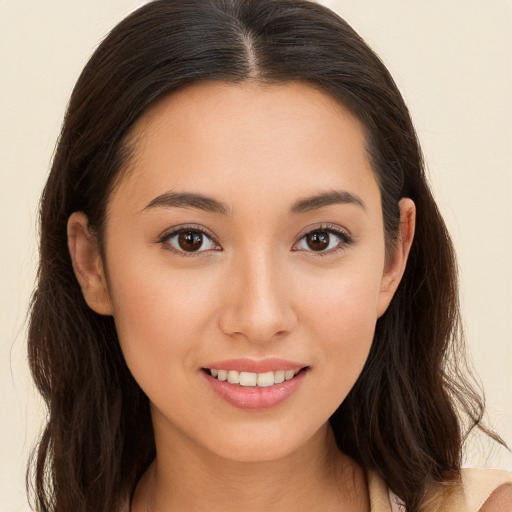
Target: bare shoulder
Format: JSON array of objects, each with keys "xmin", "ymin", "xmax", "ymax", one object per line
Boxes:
[{"xmin": 479, "ymin": 483, "xmax": 512, "ymax": 512}]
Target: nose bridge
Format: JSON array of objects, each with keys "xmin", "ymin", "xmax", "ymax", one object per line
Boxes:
[{"xmin": 219, "ymin": 247, "xmax": 295, "ymax": 343}]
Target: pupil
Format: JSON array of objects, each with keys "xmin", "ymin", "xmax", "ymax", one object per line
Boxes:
[
  {"xmin": 178, "ymin": 231, "xmax": 203, "ymax": 251},
  {"xmin": 307, "ymin": 231, "xmax": 329, "ymax": 251}
]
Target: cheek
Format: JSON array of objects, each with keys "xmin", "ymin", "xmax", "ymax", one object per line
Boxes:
[
  {"xmin": 300, "ymin": 261, "xmax": 383, "ymax": 336},
  {"xmin": 297, "ymin": 261, "xmax": 383, "ymax": 397},
  {"xmin": 105, "ymin": 250, "xmax": 221, "ymax": 392}
]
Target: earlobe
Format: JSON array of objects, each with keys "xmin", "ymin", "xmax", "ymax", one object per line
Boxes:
[
  {"xmin": 376, "ymin": 198, "xmax": 416, "ymax": 318},
  {"xmin": 67, "ymin": 212, "xmax": 113, "ymax": 316}
]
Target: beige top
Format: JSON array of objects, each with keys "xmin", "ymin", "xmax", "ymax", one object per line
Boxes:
[{"xmin": 368, "ymin": 468, "xmax": 512, "ymax": 512}]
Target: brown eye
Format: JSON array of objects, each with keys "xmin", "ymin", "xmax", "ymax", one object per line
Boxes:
[
  {"xmin": 163, "ymin": 228, "xmax": 218, "ymax": 254},
  {"xmin": 305, "ymin": 231, "xmax": 330, "ymax": 251},
  {"xmin": 294, "ymin": 226, "xmax": 353, "ymax": 254},
  {"xmin": 178, "ymin": 231, "xmax": 204, "ymax": 251}
]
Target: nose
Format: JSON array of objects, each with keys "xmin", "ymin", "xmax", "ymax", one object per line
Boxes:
[{"xmin": 218, "ymin": 251, "xmax": 297, "ymax": 344}]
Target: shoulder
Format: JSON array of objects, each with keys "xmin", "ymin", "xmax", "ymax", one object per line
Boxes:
[
  {"xmin": 440, "ymin": 468, "xmax": 512, "ymax": 512},
  {"xmin": 478, "ymin": 482, "xmax": 512, "ymax": 512},
  {"xmin": 367, "ymin": 467, "xmax": 512, "ymax": 512}
]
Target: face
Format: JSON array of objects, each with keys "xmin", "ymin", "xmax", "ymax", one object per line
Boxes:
[{"xmin": 69, "ymin": 81, "xmax": 414, "ymax": 463}]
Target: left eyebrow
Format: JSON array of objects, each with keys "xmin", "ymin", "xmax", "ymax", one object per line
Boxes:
[
  {"xmin": 289, "ymin": 190, "xmax": 366, "ymax": 214},
  {"xmin": 142, "ymin": 191, "xmax": 230, "ymax": 215}
]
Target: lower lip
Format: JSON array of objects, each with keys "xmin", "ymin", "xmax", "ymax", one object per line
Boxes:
[{"xmin": 202, "ymin": 369, "xmax": 307, "ymax": 411}]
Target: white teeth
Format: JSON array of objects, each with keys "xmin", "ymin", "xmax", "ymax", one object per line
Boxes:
[
  {"xmin": 209, "ymin": 368, "xmax": 302, "ymax": 387},
  {"xmin": 257, "ymin": 371, "xmax": 275, "ymax": 387},
  {"xmin": 274, "ymin": 370, "xmax": 285, "ymax": 384},
  {"xmin": 227, "ymin": 370, "xmax": 240, "ymax": 384},
  {"xmin": 239, "ymin": 372, "xmax": 257, "ymax": 386},
  {"xmin": 284, "ymin": 370, "xmax": 296, "ymax": 381}
]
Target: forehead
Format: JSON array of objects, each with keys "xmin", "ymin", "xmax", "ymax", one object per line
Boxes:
[{"xmin": 113, "ymin": 80, "xmax": 379, "ymax": 214}]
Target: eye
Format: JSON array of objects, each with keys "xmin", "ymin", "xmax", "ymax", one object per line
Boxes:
[
  {"xmin": 160, "ymin": 228, "xmax": 219, "ymax": 254},
  {"xmin": 294, "ymin": 226, "xmax": 353, "ymax": 254}
]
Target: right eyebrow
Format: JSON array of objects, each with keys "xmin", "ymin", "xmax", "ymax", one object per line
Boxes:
[
  {"xmin": 142, "ymin": 191, "xmax": 230, "ymax": 215},
  {"xmin": 289, "ymin": 189, "xmax": 366, "ymax": 215}
]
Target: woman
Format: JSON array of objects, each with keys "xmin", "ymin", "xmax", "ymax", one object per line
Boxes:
[{"xmin": 27, "ymin": 1, "xmax": 511, "ymax": 511}]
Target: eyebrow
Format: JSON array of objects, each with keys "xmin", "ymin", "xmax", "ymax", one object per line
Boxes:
[
  {"xmin": 143, "ymin": 191, "xmax": 229, "ymax": 214},
  {"xmin": 143, "ymin": 189, "xmax": 366, "ymax": 215},
  {"xmin": 289, "ymin": 190, "xmax": 366, "ymax": 214}
]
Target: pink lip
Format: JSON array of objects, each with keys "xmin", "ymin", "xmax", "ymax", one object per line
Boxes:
[
  {"xmin": 201, "ymin": 365, "xmax": 308, "ymax": 412},
  {"xmin": 203, "ymin": 358, "xmax": 305, "ymax": 373}
]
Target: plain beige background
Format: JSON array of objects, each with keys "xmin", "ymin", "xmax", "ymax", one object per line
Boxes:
[{"xmin": 1, "ymin": 1, "xmax": 511, "ymax": 510}]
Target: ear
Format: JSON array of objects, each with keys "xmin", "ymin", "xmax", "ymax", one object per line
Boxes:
[
  {"xmin": 67, "ymin": 212, "xmax": 113, "ymax": 316},
  {"xmin": 376, "ymin": 198, "xmax": 416, "ymax": 318}
]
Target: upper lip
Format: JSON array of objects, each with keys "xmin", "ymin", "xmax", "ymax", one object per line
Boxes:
[{"xmin": 202, "ymin": 358, "xmax": 307, "ymax": 373}]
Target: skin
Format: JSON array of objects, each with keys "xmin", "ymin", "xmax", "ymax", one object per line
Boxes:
[
  {"xmin": 480, "ymin": 486, "xmax": 512, "ymax": 512},
  {"xmin": 68, "ymin": 81, "xmax": 416, "ymax": 512}
]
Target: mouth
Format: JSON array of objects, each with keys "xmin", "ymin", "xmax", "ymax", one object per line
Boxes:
[
  {"xmin": 203, "ymin": 367, "xmax": 307, "ymax": 388},
  {"xmin": 201, "ymin": 364, "xmax": 309, "ymax": 411}
]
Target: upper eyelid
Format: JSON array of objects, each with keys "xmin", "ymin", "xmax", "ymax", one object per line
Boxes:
[
  {"xmin": 158, "ymin": 222, "xmax": 350, "ymax": 237},
  {"xmin": 157, "ymin": 223, "xmax": 353, "ymax": 252},
  {"xmin": 157, "ymin": 226, "xmax": 222, "ymax": 257},
  {"xmin": 296, "ymin": 223, "xmax": 352, "ymax": 240},
  {"xmin": 293, "ymin": 224, "xmax": 354, "ymax": 255},
  {"xmin": 158, "ymin": 224, "xmax": 218, "ymax": 243}
]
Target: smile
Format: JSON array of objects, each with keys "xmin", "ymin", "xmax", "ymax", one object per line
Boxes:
[
  {"xmin": 202, "ymin": 363, "xmax": 309, "ymax": 411},
  {"xmin": 207, "ymin": 368, "xmax": 300, "ymax": 387}
]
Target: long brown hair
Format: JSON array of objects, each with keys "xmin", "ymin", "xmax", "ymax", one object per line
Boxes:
[{"xmin": 27, "ymin": 1, "xmax": 505, "ymax": 511}]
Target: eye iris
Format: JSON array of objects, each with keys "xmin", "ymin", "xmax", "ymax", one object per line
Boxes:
[
  {"xmin": 307, "ymin": 231, "xmax": 329, "ymax": 251},
  {"xmin": 178, "ymin": 231, "xmax": 203, "ymax": 251}
]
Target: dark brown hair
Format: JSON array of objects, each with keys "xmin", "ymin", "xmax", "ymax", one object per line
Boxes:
[{"xmin": 27, "ymin": 1, "xmax": 505, "ymax": 511}]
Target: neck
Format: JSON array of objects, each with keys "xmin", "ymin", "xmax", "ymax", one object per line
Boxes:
[{"xmin": 132, "ymin": 419, "xmax": 369, "ymax": 512}]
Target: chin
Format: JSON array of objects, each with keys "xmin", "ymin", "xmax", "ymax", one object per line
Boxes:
[
  {"xmin": 199, "ymin": 420, "xmax": 329, "ymax": 464},
  {"xmin": 211, "ymin": 441, "xmax": 301, "ymax": 463}
]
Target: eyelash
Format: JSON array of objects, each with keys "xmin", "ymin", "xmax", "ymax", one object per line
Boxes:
[
  {"xmin": 294, "ymin": 224, "xmax": 354, "ymax": 256},
  {"xmin": 158, "ymin": 226, "xmax": 221, "ymax": 258},
  {"xmin": 158, "ymin": 224, "xmax": 354, "ymax": 257}
]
